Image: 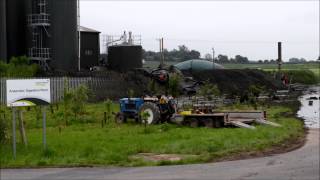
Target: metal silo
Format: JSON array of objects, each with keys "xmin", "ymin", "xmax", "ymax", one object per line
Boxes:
[
  {"xmin": 108, "ymin": 45, "xmax": 143, "ymax": 72},
  {"xmin": 0, "ymin": 0, "xmax": 7, "ymax": 62},
  {"xmin": 47, "ymin": 0, "xmax": 78, "ymax": 71},
  {"xmin": 6, "ymin": 0, "xmax": 28, "ymax": 60}
]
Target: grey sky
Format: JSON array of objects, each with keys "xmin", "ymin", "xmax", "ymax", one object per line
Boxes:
[{"xmin": 80, "ymin": 0, "xmax": 319, "ymax": 61}]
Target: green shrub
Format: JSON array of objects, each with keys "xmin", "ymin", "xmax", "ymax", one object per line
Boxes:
[
  {"xmin": 0, "ymin": 106, "xmax": 8, "ymax": 144},
  {"xmin": 0, "ymin": 56, "xmax": 40, "ymax": 77},
  {"xmin": 168, "ymin": 74, "xmax": 181, "ymax": 97},
  {"xmin": 283, "ymin": 70, "xmax": 318, "ymax": 84},
  {"xmin": 0, "ymin": 117, "xmax": 8, "ymax": 144},
  {"xmin": 0, "ymin": 61, "xmax": 8, "ymax": 77},
  {"xmin": 71, "ymin": 85, "xmax": 89, "ymax": 118},
  {"xmin": 197, "ymin": 83, "xmax": 220, "ymax": 100},
  {"xmin": 104, "ymin": 99, "xmax": 113, "ymax": 125}
]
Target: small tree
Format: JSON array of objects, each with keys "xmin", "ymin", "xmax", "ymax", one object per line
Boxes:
[
  {"xmin": 0, "ymin": 107, "xmax": 8, "ymax": 144},
  {"xmin": 248, "ymin": 85, "xmax": 264, "ymax": 98},
  {"xmin": 248, "ymin": 85, "xmax": 264, "ymax": 110},
  {"xmin": 148, "ymin": 80, "xmax": 157, "ymax": 94},
  {"xmin": 70, "ymin": 85, "xmax": 89, "ymax": 120},
  {"xmin": 197, "ymin": 83, "xmax": 220, "ymax": 100},
  {"xmin": 168, "ymin": 74, "xmax": 181, "ymax": 97},
  {"xmin": 63, "ymin": 79, "xmax": 73, "ymax": 126},
  {"xmin": 141, "ymin": 111, "xmax": 150, "ymax": 133},
  {"xmin": 104, "ymin": 99, "xmax": 113, "ymax": 125},
  {"xmin": 127, "ymin": 89, "xmax": 135, "ymax": 98}
]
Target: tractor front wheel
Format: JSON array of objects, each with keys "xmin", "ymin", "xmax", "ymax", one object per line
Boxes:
[{"xmin": 115, "ymin": 112, "xmax": 127, "ymax": 123}]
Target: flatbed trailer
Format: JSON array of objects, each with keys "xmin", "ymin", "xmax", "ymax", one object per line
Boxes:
[{"xmin": 172, "ymin": 111, "xmax": 280, "ymax": 129}]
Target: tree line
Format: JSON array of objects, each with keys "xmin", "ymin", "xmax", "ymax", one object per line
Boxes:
[{"xmin": 143, "ymin": 45, "xmax": 319, "ymax": 64}]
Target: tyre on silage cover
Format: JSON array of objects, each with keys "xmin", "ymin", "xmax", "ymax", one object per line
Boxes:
[{"xmin": 139, "ymin": 102, "xmax": 160, "ymax": 124}]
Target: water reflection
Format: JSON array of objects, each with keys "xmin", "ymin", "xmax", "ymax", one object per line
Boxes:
[{"xmin": 297, "ymin": 86, "xmax": 320, "ymax": 129}]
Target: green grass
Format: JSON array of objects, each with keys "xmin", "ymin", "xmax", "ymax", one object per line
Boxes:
[
  {"xmin": 223, "ymin": 63, "xmax": 320, "ymax": 82},
  {"xmin": 0, "ymin": 102, "xmax": 304, "ymax": 168}
]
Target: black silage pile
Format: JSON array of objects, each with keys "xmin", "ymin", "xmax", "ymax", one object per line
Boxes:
[{"xmin": 183, "ymin": 69, "xmax": 285, "ymax": 94}]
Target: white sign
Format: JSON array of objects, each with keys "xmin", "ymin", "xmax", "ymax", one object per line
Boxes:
[{"xmin": 6, "ymin": 79, "xmax": 51, "ymax": 107}]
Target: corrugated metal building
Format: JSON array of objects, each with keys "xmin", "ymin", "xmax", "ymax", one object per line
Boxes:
[{"xmin": 79, "ymin": 26, "xmax": 100, "ymax": 70}]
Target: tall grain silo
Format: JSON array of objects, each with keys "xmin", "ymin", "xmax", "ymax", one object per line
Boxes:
[
  {"xmin": 6, "ymin": 0, "xmax": 28, "ymax": 60},
  {"xmin": 46, "ymin": 0, "xmax": 78, "ymax": 71},
  {"xmin": 27, "ymin": 0, "xmax": 78, "ymax": 71},
  {"xmin": 0, "ymin": 0, "xmax": 7, "ymax": 62}
]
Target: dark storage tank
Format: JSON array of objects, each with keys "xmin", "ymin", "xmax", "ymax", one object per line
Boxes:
[
  {"xmin": 6, "ymin": 0, "xmax": 28, "ymax": 60},
  {"xmin": 108, "ymin": 45, "xmax": 143, "ymax": 72},
  {"xmin": 47, "ymin": 0, "xmax": 78, "ymax": 71},
  {"xmin": 0, "ymin": 0, "xmax": 7, "ymax": 62}
]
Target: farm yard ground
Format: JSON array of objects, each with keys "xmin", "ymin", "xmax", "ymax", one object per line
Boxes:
[{"xmin": 0, "ymin": 102, "xmax": 305, "ymax": 168}]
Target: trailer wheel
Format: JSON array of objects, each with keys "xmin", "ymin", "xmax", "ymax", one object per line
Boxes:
[
  {"xmin": 115, "ymin": 112, "xmax": 126, "ymax": 123},
  {"xmin": 214, "ymin": 119, "xmax": 223, "ymax": 128},
  {"xmin": 139, "ymin": 102, "xmax": 160, "ymax": 124},
  {"xmin": 189, "ymin": 118, "xmax": 199, "ymax": 128},
  {"xmin": 204, "ymin": 118, "xmax": 214, "ymax": 128}
]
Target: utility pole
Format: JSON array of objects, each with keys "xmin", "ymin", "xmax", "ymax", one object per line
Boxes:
[
  {"xmin": 158, "ymin": 38, "xmax": 164, "ymax": 68},
  {"xmin": 212, "ymin": 47, "xmax": 215, "ymax": 62},
  {"xmin": 161, "ymin": 38, "xmax": 164, "ymax": 66},
  {"xmin": 277, "ymin": 42, "xmax": 282, "ymax": 72}
]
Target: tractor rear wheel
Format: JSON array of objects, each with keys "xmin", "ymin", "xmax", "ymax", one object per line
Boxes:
[{"xmin": 139, "ymin": 102, "xmax": 160, "ymax": 124}]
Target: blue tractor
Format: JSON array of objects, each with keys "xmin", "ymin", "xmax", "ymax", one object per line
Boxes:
[{"xmin": 115, "ymin": 97, "xmax": 176, "ymax": 124}]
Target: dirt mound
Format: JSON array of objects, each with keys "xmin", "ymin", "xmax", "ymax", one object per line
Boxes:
[{"xmin": 183, "ymin": 69, "xmax": 285, "ymax": 95}]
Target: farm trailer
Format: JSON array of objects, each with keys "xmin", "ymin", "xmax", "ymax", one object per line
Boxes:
[{"xmin": 172, "ymin": 111, "xmax": 281, "ymax": 129}]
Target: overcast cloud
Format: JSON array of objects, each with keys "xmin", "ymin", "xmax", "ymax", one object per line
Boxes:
[{"xmin": 80, "ymin": 0, "xmax": 319, "ymax": 61}]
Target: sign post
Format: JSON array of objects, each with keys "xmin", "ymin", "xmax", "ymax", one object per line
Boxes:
[
  {"xmin": 12, "ymin": 107, "xmax": 16, "ymax": 159},
  {"xmin": 6, "ymin": 79, "xmax": 51, "ymax": 158},
  {"xmin": 42, "ymin": 106, "xmax": 47, "ymax": 149}
]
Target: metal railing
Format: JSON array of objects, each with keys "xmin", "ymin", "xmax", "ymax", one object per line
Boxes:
[
  {"xmin": 27, "ymin": 14, "xmax": 50, "ymax": 26},
  {"xmin": 28, "ymin": 48, "xmax": 51, "ymax": 61}
]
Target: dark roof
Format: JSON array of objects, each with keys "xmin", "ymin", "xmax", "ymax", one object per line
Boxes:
[{"xmin": 79, "ymin": 26, "xmax": 100, "ymax": 33}]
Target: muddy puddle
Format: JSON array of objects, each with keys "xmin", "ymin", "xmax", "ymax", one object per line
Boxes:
[{"xmin": 297, "ymin": 86, "xmax": 320, "ymax": 129}]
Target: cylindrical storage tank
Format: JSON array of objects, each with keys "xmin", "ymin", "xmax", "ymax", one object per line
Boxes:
[
  {"xmin": 47, "ymin": 0, "xmax": 78, "ymax": 71},
  {"xmin": 0, "ymin": 0, "xmax": 7, "ymax": 62},
  {"xmin": 108, "ymin": 45, "xmax": 143, "ymax": 72},
  {"xmin": 6, "ymin": 0, "xmax": 28, "ymax": 60}
]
